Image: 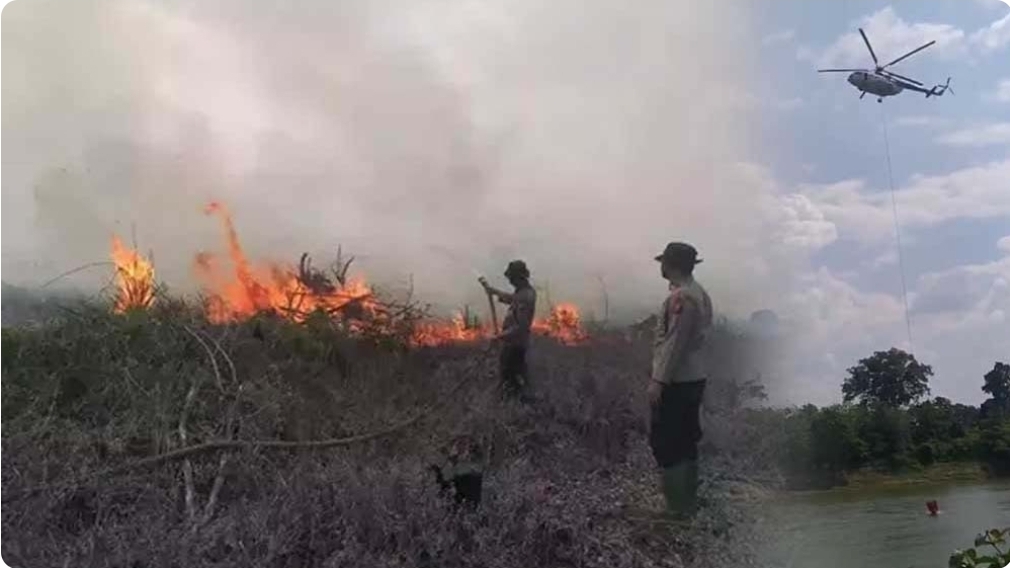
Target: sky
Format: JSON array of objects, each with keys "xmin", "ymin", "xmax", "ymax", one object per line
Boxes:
[
  {"xmin": 1, "ymin": 0, "xmax": 1007, "ymax": 406},
  {"xmin": 744, "ymin": 0, "xmax": 1010, "ymax": 405}
]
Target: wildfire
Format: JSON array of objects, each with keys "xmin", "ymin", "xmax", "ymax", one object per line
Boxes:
[
  {"xmin": 109, "ymin": 201, "xmax": 587, "ymax": 346},
  {"xmin": 533, "ymin": 303, "xmax": 587, "ymax": 345},
  {"xmin": 111, "ymin": 235, "xmax": 155, "ymax": 312},
  {"xmin": 195, "ymin": 201, "xmax": 381, "ymax": 325},
  {"xmin": 411, "ymin": 311, "xmax": 488, "ymax": 347}
]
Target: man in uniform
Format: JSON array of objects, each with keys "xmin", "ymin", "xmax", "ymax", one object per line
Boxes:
[
  {"xmin": 648, "ymin": 242, "xmax": 714, "ymax": 519},
  {"xmin": 479, "ymin": 260, "xmax": 537, "ymax": 400}
]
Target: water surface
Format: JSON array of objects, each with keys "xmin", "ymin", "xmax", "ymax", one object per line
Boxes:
[{"xmin": 759, "ymin": 481, "xmax": 1010, "ymax": 568}]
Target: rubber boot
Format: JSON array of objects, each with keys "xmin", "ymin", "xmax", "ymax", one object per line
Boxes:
[
  {"xmin": 622, "ymin": 467, "xmax": 694, "ymax": 525},
  {"xmin": 682, "ymin": 459, "xmax": 700, "ymax": 515},
  {"xmin": 661, "ymin": 462, "xmax": 699, "ymax": 521}
]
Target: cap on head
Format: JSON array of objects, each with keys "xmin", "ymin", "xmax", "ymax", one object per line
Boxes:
[
  {"xmin": 504, "ymin": 260, "xmax": 530, "ymax": 279},
  {"xmin": 654, "ymin": 242, "xmax": 703, "ymax": 267}
]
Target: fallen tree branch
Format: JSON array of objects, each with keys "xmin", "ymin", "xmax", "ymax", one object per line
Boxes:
[{"xmin": 4, "ymin": 345, "xmax": 494, "ymax": 502}]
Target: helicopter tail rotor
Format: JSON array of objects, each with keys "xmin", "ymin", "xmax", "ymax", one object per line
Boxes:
[{"xmin": 926, "ymin": 78, "xmax": 953, "ymax": 99}]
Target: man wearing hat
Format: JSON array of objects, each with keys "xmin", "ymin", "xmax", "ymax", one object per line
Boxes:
[
  {"xmin": 479, "ymin": 260, "xmax": 537, "ymax": 400},
  {"xmin": 649, "ymin": 242, "xmax": 713, "ymax": 519}
]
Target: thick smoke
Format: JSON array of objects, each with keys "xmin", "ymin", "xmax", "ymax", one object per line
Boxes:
[{"xmin": 3, "ymin": 0, "xmax": 791, "ymax": 323}]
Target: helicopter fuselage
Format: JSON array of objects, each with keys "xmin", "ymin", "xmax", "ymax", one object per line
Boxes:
[{"xmin": 847, "ymin": 71, "xmax": 903, "ymax": 97}]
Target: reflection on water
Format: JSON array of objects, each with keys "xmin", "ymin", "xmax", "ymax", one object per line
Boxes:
[{"xmin": 759, "ymin": 481, "xmax": 1010, "ymax": 568}]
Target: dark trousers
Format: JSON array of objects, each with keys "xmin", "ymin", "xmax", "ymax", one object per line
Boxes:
[
  {"xmin": 649, "ymin": 380, "xmax": 706, "ymax": 468},
  {"xmin": 498, "ymin": 344, "xmax": 528, "ymax": 398}
]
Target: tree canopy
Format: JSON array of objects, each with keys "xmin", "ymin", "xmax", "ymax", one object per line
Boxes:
[
  {"xmin": 841, "ymin": 347, "xmax": 932, "ymax": 408},
  {"xmin": 982, "ymin": 362, "xmax": 1010, "ymax": 404}
]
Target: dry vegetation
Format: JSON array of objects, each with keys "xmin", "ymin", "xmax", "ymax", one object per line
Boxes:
[{"xmin": 1, "ymin": 292, "xmax": 776, "ymax": 568}]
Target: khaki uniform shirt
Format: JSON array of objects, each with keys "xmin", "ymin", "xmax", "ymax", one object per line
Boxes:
[
  {"xmin": 500, "ymin": 285, "xmax": 537, "ymax": 348},
  {"xmin": 651, "ymin": 277, "xmax": 714, "ymax": 384}
]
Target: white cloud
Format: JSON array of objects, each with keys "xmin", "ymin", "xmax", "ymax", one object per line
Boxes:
[
  {"xmin": 998, "ymin": 235, "xmax": 1010, "ymax": 253},
  {"xmin": 912, "ymin": 255, "xmax": 1010, "ymax": 317},
  {"xmin": 800, "ymin": 7, "xmax": 1008, "ymax": 71},
  {"xmin": 970, "ymin": 11, "xmax": 1010, "ymax": 54},
  {"xmin": 762, "ymin": 29, "xmax": 795, "ymax": 47},
  {"xmin": 801, "ymin": 159, "xmax": 1010, "ymax": 245},
  {"xmin": 985, "ymin": 78, "xmax": 1010, "ymax": 103},
  {"xmin": 785, "ymin": 267, "xmax": 906, "ymax": 334},
  {"xmin": 772, "ymin": 194, "xmax": 839, "ymax": 252},
  {"xmin": 801, "ymin": 7, "xmax": 967, "ymax": 69},
  {"xmin": 936, "ymin": 123, "xmax": 1010, "ymax": 147},
  {"xmin": 768, "ymin": 267, "xmax": 910, "ymax": 404},
  {"xmin": 774, "ymin": 249, "xmax": 1010, "ymax": 405}
]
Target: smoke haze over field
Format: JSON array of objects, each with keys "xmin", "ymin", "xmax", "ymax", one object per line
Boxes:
[{"xmin": 2, "ymin": 0, "xmax": 798, "ymax": 324}]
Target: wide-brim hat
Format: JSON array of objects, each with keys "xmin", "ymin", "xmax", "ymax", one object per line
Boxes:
[
  {"xmin": 654, "ymin": 242, "xmax": 703, "ymax": 265},
  {"xmin": 504, "ymin": 260, "xmax": 530, "ymax": 279}
]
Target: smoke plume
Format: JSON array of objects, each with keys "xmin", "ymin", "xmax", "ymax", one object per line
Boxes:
[{"xmin": 3, "ymin": 0, "xmax": 786, "ymax": 323}]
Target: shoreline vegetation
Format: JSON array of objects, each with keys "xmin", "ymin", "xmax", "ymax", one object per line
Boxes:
[
  {"xmin": 772, "ymin": 461, "xmax": 995, "ymax": 499},
  {"xmin": 841, "ymin": 461, "xmax": 991, "ymax": 491}
]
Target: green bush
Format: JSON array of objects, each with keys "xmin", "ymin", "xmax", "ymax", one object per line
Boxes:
[
  {"xmin": 975, "ymin": 419, "xmax": 1010, "ymax": 477},
  {"xmin": 950, "ymin": 528, "xmax": 1010, "ymax": 568},
  {"xmin": 915, "ymin": 442, "xmax": 936, "ymax": 467}
]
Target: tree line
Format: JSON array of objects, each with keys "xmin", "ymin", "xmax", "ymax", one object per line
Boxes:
[{"xmin": 743, "ymin": 350, "xmax": 1010, "ymax": 490}]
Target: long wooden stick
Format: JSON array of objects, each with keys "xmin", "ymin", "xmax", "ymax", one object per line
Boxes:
[{"xmin": 485, "ymin": 287, "xmax": 499, "ymax": 335}]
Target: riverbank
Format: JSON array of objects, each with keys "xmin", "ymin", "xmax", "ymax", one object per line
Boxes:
[
  {"xmin": 841, "ymin": 461, "xmax": 990, "ymax": 491},
  {"xmin": 770, "ymin": 462, "xmax": 994, "ymax": 499}
]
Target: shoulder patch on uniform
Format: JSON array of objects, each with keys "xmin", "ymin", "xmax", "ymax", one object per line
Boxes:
[{"xmin": 669, "ymin": 289, "xmax": 684, "ymax": 315}]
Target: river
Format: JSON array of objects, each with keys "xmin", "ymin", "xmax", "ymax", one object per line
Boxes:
[{"xmin": 757, "ymin": 481, "xmax": 1010, "ymax": 568}]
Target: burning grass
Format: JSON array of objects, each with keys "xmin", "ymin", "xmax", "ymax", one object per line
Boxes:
[
  {"xmin": 1, "ymin": 293, "xmax": 773, "ymax": 568},
  {"xmin": 110, "ymin": 236, "xmax": 155, "ymax": 313},
  {"xmin": 110, "ymin": 200, "xmax": 588, "ymax": 348}
]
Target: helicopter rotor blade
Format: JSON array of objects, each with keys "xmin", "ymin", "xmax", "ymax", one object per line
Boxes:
[
  {"xmin": 882, "ymin": 40, "xmax": 936, "ymax": 69},
  {"xmin": 859, "ymin": 28, "xmax": 879, "ymax": 66},
  {"xmin": 881, "ymin": 70, "xmax": 924, "ymax": 86},
  {"xmin": 818, "ymin": 68, "xmax": 863, "ymax": 73}
]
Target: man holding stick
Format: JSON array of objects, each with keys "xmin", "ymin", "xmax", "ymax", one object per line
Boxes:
[
  {"xmin": 479, "ymin": 260, "xmax": 537, "ymax": 401},
  {"xmin": 648, "ymin": 242, "xmax": 713, "ymax": 520}
]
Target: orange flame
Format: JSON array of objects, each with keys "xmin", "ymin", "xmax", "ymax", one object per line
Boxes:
[
  {"xmin": 195, "ymin": 201, "xmax": 381, "ymax": 325},
  {"xmin": 533, "ymin": 303, "xmax": 587, "ymax": 345},
  {"xmin": 110, "ymin": 200, "xmax": 587, "ymax": 346},
  {"xmin": 111, "ymin": 235, "xmax": 155, "ymax": 312},
  {"xmin": 410, "ymin": 311, "xmax": 489, "ymax": 347}
]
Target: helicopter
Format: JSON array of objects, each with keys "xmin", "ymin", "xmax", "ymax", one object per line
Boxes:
[{"xmin": 818, "ymin": 28, "xmax": 953, "ymax": 103}]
